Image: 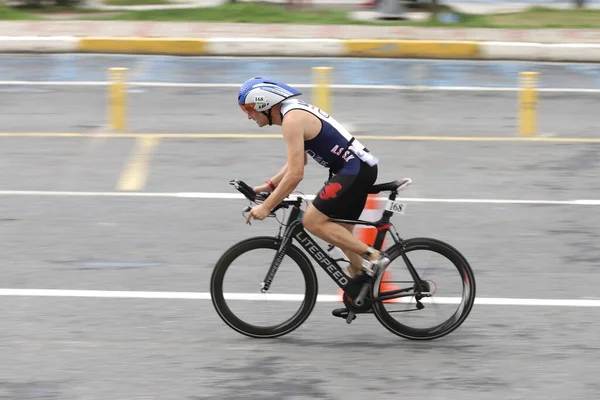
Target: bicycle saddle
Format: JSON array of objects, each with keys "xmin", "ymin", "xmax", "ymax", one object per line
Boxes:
[{"xmin": 368, "ymin": 178, "xmax": 412, "ymax": 194}]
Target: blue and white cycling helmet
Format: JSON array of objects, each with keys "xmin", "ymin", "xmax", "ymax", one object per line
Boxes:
[{"xmin": 238, "ymin": 77, "xmax": 302, "ymax": 125}]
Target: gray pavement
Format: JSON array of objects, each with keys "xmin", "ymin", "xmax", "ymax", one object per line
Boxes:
[
  {"xmin": 2, "ymin": 135, "xmax": 600, "ymax": 399},
  {"xmin": 2, "ymin": 138, "xmax": 600, "ymax": 298},
  {"xmin": 3, "ymin": 55, "xmax": 600, "ymax": 88},
  {"xmin": 1, "ymin": 297, "xmax": 598, "ymax": 399},
  {"xmin": 2, "ymin": 84, "xmax": 599, "ymax": 137},
  {"xmin": 2, "ymin": 55, "xmax": 600, "ymax": 399},
  {"xmin": 2, "ymin": 55, "xmax": 600, "ymax": 138}
]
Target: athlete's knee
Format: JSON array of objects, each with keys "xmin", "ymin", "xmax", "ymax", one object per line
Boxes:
[{"xmin": 302, "ymin": 205, "xmax": 327, "ymax": 234}]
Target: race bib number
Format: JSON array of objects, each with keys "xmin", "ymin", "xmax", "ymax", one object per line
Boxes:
[{"xmin": 385, "ymin": 200, "xmax": 406, "ymax": 215}]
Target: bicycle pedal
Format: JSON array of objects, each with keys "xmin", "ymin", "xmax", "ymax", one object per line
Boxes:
[{"xmin": 332, "ymin": 307, "xmax": 357, "ymax": 322}]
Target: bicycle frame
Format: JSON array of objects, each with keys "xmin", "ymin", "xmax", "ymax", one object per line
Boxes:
[{"xmin": 260, "ymin": 191, "xmax": 406, "ymax": 294}]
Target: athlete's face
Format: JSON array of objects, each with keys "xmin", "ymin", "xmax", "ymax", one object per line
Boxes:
[
  {"xmin": 247, "ymin": 109, "xmax": 269, "ymax": 127},
  {"xmin": 240, "ymin": 103, "xmax": 269, "ymax": 127}
]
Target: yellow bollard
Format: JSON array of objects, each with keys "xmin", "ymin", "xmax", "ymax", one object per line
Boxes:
[
  {"xmin": 109, "ymin": 67, "xmax": 128, "ymax": 131},
  {"xmin": 518, "ymin": 71, "xmax": 539, "ymax": 136},
  {"xmin": 312, "ymin": 66, "xmax": 333, "ymax": 114}
]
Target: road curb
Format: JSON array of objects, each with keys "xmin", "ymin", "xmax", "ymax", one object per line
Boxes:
[
  {"xmin": 79, "ymin": 37, "xmax": 210, "ymax": 56},
  {"xmin": 2, "ymin": 36, "xmax": 600, "ymax": 62}
]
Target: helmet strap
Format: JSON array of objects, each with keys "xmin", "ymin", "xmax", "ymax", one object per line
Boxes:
[{"xmin": 262, "ymin": 109, "xmax": 273, "ymax": 126}]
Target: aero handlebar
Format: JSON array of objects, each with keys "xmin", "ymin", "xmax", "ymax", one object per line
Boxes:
[{"xmin": 229, "ymin": 179, "xmax": 300, "ymax": 215}]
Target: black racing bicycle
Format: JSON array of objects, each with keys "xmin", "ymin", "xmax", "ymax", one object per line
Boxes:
[{"xmin": 210, "ymin": 178, "xmax": 476, "ymax": 340}]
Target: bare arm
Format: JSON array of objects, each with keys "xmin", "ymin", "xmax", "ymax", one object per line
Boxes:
[
  {"xmin": 254, "ymin": 163, "xmax": 288, "ymax": 193},
  {"xmin": 261, "ymin": 113, "xmax": 306, "ymax": 211},
  {"xmin": 255, "ymin": 140, "xmax": 308, "ymax": 193}
]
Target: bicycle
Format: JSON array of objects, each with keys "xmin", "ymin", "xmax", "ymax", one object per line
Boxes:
[{"xmin": 210, "ymin": 178, "xmax": 476, "ymax": 340}]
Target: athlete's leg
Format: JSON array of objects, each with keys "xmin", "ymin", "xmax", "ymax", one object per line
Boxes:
[
  {"xmin": 339, "ymin": 223, "xmax": 364, "ymax": 278},
  {"xmin": 306, "ymin": 162, "xmax": 385, "ymax": 279},
  {"xmin": 302, "ymin": 204, "xmax": 382, "ymax": 266}
]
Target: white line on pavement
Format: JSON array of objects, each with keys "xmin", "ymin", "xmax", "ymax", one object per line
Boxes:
[
  {"xmin": 0, "ymin": 81, "xmax": 599, "ymax": 93},
  {"xmin": 1, "ymin": 288, "xmax": 599, "ymax": 307},
  {"xmin": 0, "ymin": 190, "xmax": 599, "ymax": 206}
]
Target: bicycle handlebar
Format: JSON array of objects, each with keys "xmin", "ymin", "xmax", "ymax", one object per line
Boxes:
[
  {"xmin": 229, "ymin": 179, "xmax": 302, "ymax": 216},
  {"xmin": 229, "ymin": 179, "xmax": 261, "ymax": 202}
]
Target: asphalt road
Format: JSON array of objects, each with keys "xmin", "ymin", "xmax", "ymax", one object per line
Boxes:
[
  {"xmin": 1, "ymin": 55, "xmax": 600, "ymax": 400},
  {"xmin": 2, "ymin": 85, "xmax": 600, "ymax": 137},
  {"xmin": 3, "ymin": 55, "xmax": 600, "ymax": 88},
  {"xmin": 2, "ymin": 55, "xmax": 599, "ymax": 137}
]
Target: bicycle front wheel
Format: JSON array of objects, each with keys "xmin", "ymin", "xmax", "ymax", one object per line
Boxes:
[
  {"xmin": 210, "ymin": 236, "xmax": 318, "ymax": 339},
  {"xmin": 372, "ymin": 237, "xmax": 476, "ymax": 340}
]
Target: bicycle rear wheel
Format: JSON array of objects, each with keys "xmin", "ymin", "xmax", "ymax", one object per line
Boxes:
[
  {"xmin": 372, "ymin": 237, "xmax": 476, "ymax": 340},
  {"xmin": 210, "ymin": 236, "xmax": 318, "ymax": 339}
]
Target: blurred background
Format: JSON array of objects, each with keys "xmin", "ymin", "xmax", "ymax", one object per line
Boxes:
[{"xmin": 1, "ymin": 1, "xmax": 600, "ymax": 400}]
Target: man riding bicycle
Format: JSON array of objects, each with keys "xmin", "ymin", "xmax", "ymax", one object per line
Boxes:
[{"xmin": 238, "ymin": 76, "xmax": 390, "ymax": 319}]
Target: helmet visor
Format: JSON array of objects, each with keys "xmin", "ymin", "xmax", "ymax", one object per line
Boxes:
[{"xmin": 239, "ymin": 102, "xmax": 256, "ymax": 114}]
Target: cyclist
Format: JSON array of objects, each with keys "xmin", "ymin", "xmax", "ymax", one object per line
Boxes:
[{"xmin": 238, "ymin": 76, "xmax": 390, "ymax": 319}]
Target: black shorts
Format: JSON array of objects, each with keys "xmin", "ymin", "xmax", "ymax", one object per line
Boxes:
[{"xmin": 312, "ymin": 162, "xmax": 378, "ymax": 221}]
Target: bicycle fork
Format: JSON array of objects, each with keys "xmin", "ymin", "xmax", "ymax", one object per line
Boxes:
[{"xmin": 260, "ymin": 224, "xmax": 296, "ymax": 293}]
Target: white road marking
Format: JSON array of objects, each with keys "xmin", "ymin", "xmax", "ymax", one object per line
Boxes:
[
  {"xmin": 0, "ymin": 81, "xmax": 599, "ymax": 93},
  {"xmin": 0, "ymin": 190, "xmax": 598, "ymax": 206},
  {"xmin": 1, "ymin": 288, "xmax": 599, "ymax": 307}
]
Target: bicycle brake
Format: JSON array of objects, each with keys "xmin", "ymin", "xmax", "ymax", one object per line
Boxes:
[{"xmin": 242, "ymin": 206, "xmax": 252, "ymax": 225}]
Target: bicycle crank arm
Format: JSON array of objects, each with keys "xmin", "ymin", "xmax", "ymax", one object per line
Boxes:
[
  {"xmin": 346, "ymin": 310, "xmax": 356, "ymax": 324},
  {"xmin": 354, "ymin": 283, "xmax": 370, "ymax": 307}
]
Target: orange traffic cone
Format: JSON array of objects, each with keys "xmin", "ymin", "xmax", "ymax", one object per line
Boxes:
[{"xmin": 338, "ymin": 193, "xmax": 399, "ymax": 303}]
